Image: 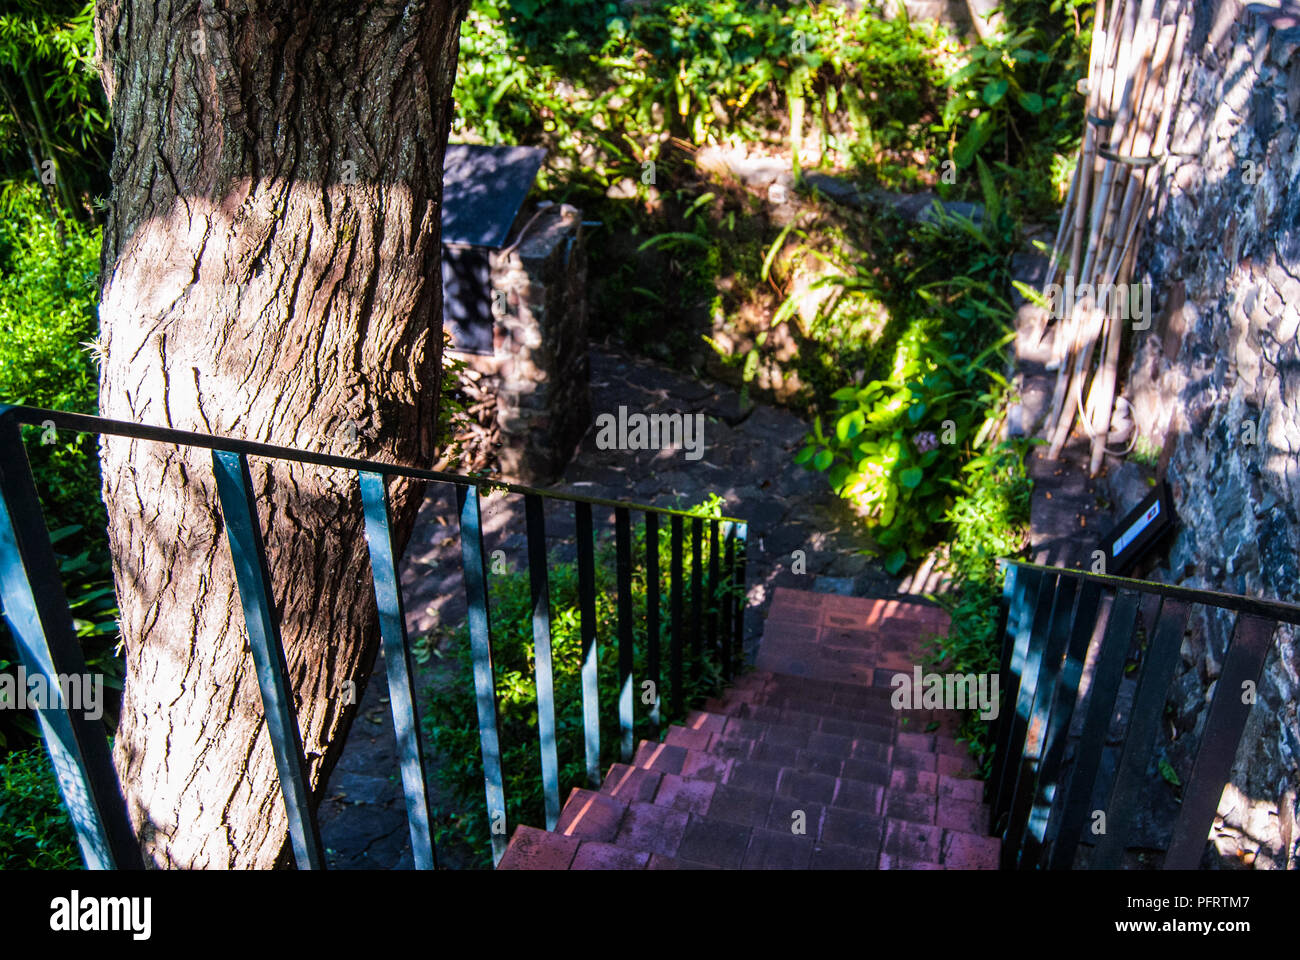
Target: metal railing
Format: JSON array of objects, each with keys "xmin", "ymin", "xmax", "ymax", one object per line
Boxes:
[
  {"xmin": 989, "ymin": 559, "xmax": 1299, "ymax": 869},
  {"xmin": 0, "ymin": 404, "xmax": 748, "ymax": 869}
]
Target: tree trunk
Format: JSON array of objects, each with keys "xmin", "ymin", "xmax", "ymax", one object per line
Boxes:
[{"xmin": 93, "ymin": 0, "xmax": 467, "ymax": 868}]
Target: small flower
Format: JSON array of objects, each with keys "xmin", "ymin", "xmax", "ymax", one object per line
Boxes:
[{"xmin": 913, "ymin": 431, "xmax": 939, "ymax": 453}]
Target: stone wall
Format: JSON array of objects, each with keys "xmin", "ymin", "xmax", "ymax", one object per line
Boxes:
[
  {"xmin": 452, "ymin": 204, "xmax": 592, "ymax": 483},
  {"xmin": 1115, "ymin": 0, "xmax": 1300, "ymax": 869}
]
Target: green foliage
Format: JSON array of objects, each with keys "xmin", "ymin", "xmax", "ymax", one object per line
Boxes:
[
  {"xmin": 0, "ymin": 182, "xmax": 103, "ymax": 530},
  {"xmin": 0, "ymin": 1, "xmax": 111, "ymax": 221},
  {"xmin": 424, "ymin": 495, "xmax": 735, "ymax": 866},
  {"xmin": 0, "ymin": 744, "xmax": 82, "ymax": 869},
  {"xmin": 455, "ymin": 1, "xmax": 953, "ymax": 358},
  {"xmin": 940, "ymin": 0, "xmax": 1092, "ymax": 214},
  {"xmin": 793, "ymin": 162, "xmax": 1020, "ymax": 571},
  {"xmin": 459, "ymin": 0, "xmax": 947, "ymax": 164},
  {"xmin": 929, "ymin": 437, "xmax": 1032, "ymax": 770},
  {"xmin": 0, "ymin": 184, "xmax": 121, "ymax": 754}
]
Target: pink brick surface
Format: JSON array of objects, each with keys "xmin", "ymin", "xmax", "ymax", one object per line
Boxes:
[
  {"xmin": 501, "ymin": 588, "xmax": 997, "ymax": 871},
  {"xmin": 891, "ymin": 748, "xmax": 938, "ymax": 772},
  {"xmin": 665, "ymin": 725, "xmax": 712, "ymax": 750},
  {"xmin": 941, "ymin": 830, "xmax": 1001, "ymax": 869},
  {"xmin": 936, "ymin": 798, "xmax": 990, "ymax": 835},
  {"xmin": 683, "ymin": 710, "xmax": 728, "ymax": 736},
  {"xmin": 937, "ymin": 751, "xmax": 979, "ymax": 777},
  {"xmin": 557, "ymin": 788, "xmax": 626, "ymax": 842},
  {"xmin": 936, "ymin": 736, "xmax": 971, "ymax": 757},
  {"xmin": 883, "ymin": 819, "xmax": 942, "ymax": 862},
  {"xmin": 938, "ymin": 774, "xmax": 984, "ymax": 803},
  {"xmin": 654, "ymin": 773, "xmax": 716, "ymax": 815},
  {"xmin": 601, "ymin": 763, "xmax": 662, "ymax": 803},
  {"xmin": 878, "ymin": 854, "xmax": 943, "ymax": 870},
  {"xmin": 884, "ymin": 792, "xmax": 937, "ymax": 824},
  {"xmin": 633, "ymin": 739, "xmax": 688, "ymax": 774},
  {"xmin": 497, "ymin": 825, "xmax": 579, "ymax": 870},
  {"xmin": 680, "ymin": 748, "xmax": 732, "ymax": 781},
  {"xmin": 571, "ymin": 841, "xmax": 650, "ymax": 870},
  {"xmin": 615, "ymin": 802, "xmax": 689, "ymax": 858},
  {"xmin": 890, "ymin": 769, "xmax": 938, "ymax": 794},
  {"xmin": 895, "ymin": 731, "xmax": 936, "ymax": 752},
  {"xmin": 742, "ymin": 828, "xmax": 814, "ymax": 869}
]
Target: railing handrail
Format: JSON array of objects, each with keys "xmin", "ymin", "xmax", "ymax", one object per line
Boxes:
[
  {"xmin": 1, "ymin": 403, "xmax": 745, "ymax": 524},
  {"xmin": 0, "ymin": 401, "xmax": 748, "ymax": 870},
  {"xmin": 1001, "ymin": 558, "xmax": 1300, "ymax": 625},
  {"xmin": 992, "ymin": 558, "xmax": 1286, "ymax": 871}
]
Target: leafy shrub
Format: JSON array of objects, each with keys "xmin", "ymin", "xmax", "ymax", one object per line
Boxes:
[
  {"xmin": 930, "ymin": 437, "xmax": 1032, "ymax": 770},
  {"xmin": 793, "ymin": 162, "xmax": 1019, "ymax": 572},
  {"xmin": 0, "ymin": 184, "xmax": 121, "ymax": 753},
  {"xmin": 0, "ymin": 744, "xmax": 81, "ymax": 869},
  {"xmin": 939, "ymin": 0, "xmax": 1091, "ymax": 215},
  {"xmin": 459, "ymin": 0, "xmax": 948, "ymax": 165},
  {"xmin": 0, "ymin": 183, "xmax": 104, "ymax": 531},
  {"xmin": 424, "ymin": 495, "xmax": 736, "ymax": 866}
]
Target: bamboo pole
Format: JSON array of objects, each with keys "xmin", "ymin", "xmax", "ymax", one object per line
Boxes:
[
  {"xmin": 1085, "ymin": 3, "xmax": 1191, "ymax": 473},
  {"xmin": 1047, "ymin": 0, "xmax": 1161, "ymax": 460},
  {"xmin": 1046, "ymin": 0, "xmax": 1112, "ymax": 379}
]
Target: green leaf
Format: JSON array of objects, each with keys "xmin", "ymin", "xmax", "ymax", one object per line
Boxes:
[
  {"xmin": 900, "ymin": 466, "xmax": 923, "ymax": 489},
  {"xmin": 981, "ymin": 79, "xmax": 1008, "ymax": 106},
  {"xmin": 1158, "ymin": 758, "xmax": 1181, "ymax": 787},
  {"xmin": 883, "ymin": 549, "xmax": 908, "ymax": 575},
  {"xmin": 813, "ymin": 449, "xmax": 834, "ymax": 471},
  {"xmin": 1017, "ymin": 91, "xmax": 1044, "ymax": 114}
]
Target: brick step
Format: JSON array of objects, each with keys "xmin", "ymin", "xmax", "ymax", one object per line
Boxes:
[
  {"xmin": 499, "ymin": 799, "xmax": 1000, "ymax": 870},
  {"xmin": 623, "ymin": 739, "xmax": 982, "ymax": 828},
  {"xmin": 552, "ymin": 780, "xmax": 888, "ymax": 868},
  {"xmin": 497, "ymin": 586, "xmax": 1002, "ymax": 870}
]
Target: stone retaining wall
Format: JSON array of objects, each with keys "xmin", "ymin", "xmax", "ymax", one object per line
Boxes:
[
  {"xmin": 451, "ymin": 205, "xmax": 592, "ymax": 482},
  {"xmin": 1117, "ymin": 0, "xmax": 1300, "ymax": 869}
]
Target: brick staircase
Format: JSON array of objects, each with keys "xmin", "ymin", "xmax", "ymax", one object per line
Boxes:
[{"xmin": 497, "ymin": 587, "xmax": 1001, "ymax": 870}]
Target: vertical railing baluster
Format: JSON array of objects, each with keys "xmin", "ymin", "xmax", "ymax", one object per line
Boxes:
[
  {"xmin": 212, "ymin": 450, "xmax": 324, "ymax": 870},
  {"xmin": 987, "ymin": 561, "xmax": 1021, "ymax": 798},
  {"xmin": 615, "ymin": 507, "xmax": 635, "ymax": 762},
  {"xmin": 575, "ymin": 501, "xmax": 600, "ymax": 786},
  {"xmin": 1164, "ymin": 614, "xmax": 1275, "ymax": 869},
  {"xmin": 0, "ymin": 409, "xmax": 141, "ymax": 870},
  {"xmin": 1047, "ymin": 588, "xmax": 1139, "ymax": 870},
  {"xmin": 358, "ymin": 471, "xmax": 436, "ymax": 869},
  {"xmin": 524, "ymin": 494, "xmax": 561, "ymax": 831},
  {"xmin": 1091, "ymin": 598, "xmax": 1193, "ymax": 869},
  {"xmin": 690, "ymin": 516, "xmax": 703, "ymax": 688},
  {"xmin": 989, "ymin": 564, "xmax": 1038, "ymax": 818},
  {"xmin": 708, "ymin": 519, "xmax": 719, "ymax": 679},
  {"xmin": 1003, "ymin": 575, "xmax": 1079, "ymax": 868},
  {"xmin": 722, "ymin": 522, "xmax": 735, "ymax": 681},
  {"xmin": 670, "ymin": 515, "xmax": 684, "ymax": 717},
  {"xmin": 992, "ymin": 567, "xmax": 1055, "ymax": 830},
  {"xmin": 1022, "ymin": 579, "xmax": 1106, "ymax": 868},
  {"xmin": 645, "ymin": 512, "xmax": 661, "ymax": 733},
  {"xmin": 456, "ymin": 483, "xmax": 508, "ymax": 865},
  {"xmin": 732, "ymin": 522, "xmax": 747, "ymax": 674}
]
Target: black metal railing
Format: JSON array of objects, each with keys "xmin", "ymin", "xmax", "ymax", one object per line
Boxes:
[
  {"xmin": 0, "ymin": 404, "xmax": 748, "ymax": 869},
  {"xmin": 989, "ymin": 559, "xmax": 1299, "ymax": 870}
]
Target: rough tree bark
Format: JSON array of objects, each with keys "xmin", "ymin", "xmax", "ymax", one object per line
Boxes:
[{"xmin": 93, "ymin": 0, "xmax": 467, "ymax": 867}]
